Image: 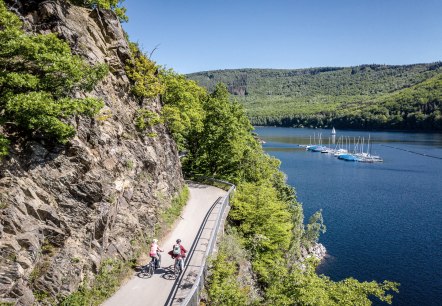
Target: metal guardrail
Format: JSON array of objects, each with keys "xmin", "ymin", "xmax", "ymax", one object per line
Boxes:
[{"xmin": 179, "ymin": 179, "xmax": 235, "ymax": 306}]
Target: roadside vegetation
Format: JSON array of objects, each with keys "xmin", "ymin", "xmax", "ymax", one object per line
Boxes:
[{"xmin": 188, "ymin": 64, "xmax": 442, "ymax": 131}]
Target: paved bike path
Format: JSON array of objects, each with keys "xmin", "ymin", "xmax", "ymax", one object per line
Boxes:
[{"xmin": 102, "ymin": 183, "xmax": 227, "ymax": 306}]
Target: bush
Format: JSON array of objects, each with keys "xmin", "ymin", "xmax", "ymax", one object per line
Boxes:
[
  {"xmin": 134, "ymin": 109, "xmax": 163, "ymax": 133},
  {"xmin": 0, "ymin": 0, "xmax": 107, "ymax": 146},
  {"xmin": 59, "ymin": 259, "xmax": 131, "ymax": 306},
  {"xmin": 70, "ymin": 0, "xmax": 128, "ymax": 22},
  {"xmin": 125, "ymin": 43, "xmax": 165, "ymax": 99}
]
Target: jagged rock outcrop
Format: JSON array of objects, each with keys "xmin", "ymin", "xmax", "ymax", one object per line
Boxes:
[
  {"xmin": 301, "ymin": 243, "xmax": 327, "ymax": 261},
  {"xmin": 0, "ymin": 1, "xmax": 184, "ymax": 304}
]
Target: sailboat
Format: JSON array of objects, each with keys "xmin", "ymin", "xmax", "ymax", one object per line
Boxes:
[
  {"xmin": 331, "ymin": 127, "xmax": 336, "ymax": 135},
  {"xmin": 355, "ymin": 134, "xmax": 383, "ymax": 162}
]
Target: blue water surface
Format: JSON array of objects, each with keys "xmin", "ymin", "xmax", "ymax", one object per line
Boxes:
[{"xmin": 255, "ymin": 127, "xmax": 442, "ymax": 306}]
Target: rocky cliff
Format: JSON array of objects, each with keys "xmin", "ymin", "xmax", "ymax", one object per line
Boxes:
[{"xmin": 0, "ymin": 1, "xmax": 184, "ymax": 304}]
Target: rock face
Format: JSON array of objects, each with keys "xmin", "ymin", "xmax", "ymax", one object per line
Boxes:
[
  {"xmin": 0, "ymin": 1, "xmax": 184, "ymax": 304},
  {"xmin": 300, "ymin": 243, "xmax": 327, "ymax": 262}
]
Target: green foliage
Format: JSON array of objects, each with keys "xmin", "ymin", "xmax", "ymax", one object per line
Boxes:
[
  {"xmin": 208, "ymin": 252, "xmax": 247, "ymax": 306},
  {"xmin": 5, "ymin": 93, "xmax": 104, "ymax": 142},
  {"xmin": 206, "ymin": 234, "xmax": 253, "ymax": 306},
  {"xmin": 0, "ymin": 1, "xmax": 107, "ymax": 144},
  {"xmin": 59, "ymin": 258, "xmax": 131, "ymax": 306},
  {"xmin": 160, "ymin": 186, "xmax": 189, "ymax": 229},
  {"xmin": 0, "ymin": 135, "xmax": 9, "ymax": 159},
  {"xmin": 124, "ymin": 159, "xmax": 134, "ymax": 170},
  {"xmin": 134, "ymin": 109, "xmax": 163, "ymax": 134},
  {"xmin": 266, "ymin": 259, "xmax": 399, "ymax": 306},
  {"xmin": 160, "ymin": 73, "xmax": 284, "ymax": 184},
  {"xmin": 160, "ymin": 70, "xmax": 206, "ymax": 151},
  {"xmin": 41, "ymin": 239, "xmax": 56, "ymax": 256},
  {"xmin": 33, "ymin": 290, "xmax": 54, "ymax": 304},
  {"xmin": 29, "ymin": 260, "xmax": 50, "ymax": 285},
  {"xmin": 303, "ymin": 210, "xmax": 327, "ymax": 247},
  {"xmin": 70, "ymin": 0, "xmax": 128, "ymax": 22},
  {"xmin": 126, "ymin": 43, "xmax": 165, "ymax": 98},
  {"xmin": 229, "ymin": 182, "xmax": 292, "ymax": 284},
  {"xmin": 0, "ymin": 201, "xmax": 8, "ymax": 209},
  {"xmin": 164, "ymin": 79, "xmax": 400, "ymax": 304},
  {"xmin": 180, "ymin": 83, "xmax": 265, "ymax": 184},
  {"xmin": 188, "ymin": 64, "xmax": 442, "ymax": 130}
]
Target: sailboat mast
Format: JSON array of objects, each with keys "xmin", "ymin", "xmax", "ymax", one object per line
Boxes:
[{"xmin": 368, "ymin": 134, "xmax": 371, "ymax": 156}]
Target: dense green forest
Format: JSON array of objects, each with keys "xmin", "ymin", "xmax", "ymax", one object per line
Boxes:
[{"xmin": 187, "ymin": 63, "xmax": 442, "ymax": 130}]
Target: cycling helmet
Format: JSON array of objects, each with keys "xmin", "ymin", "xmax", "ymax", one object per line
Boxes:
[
  {"xmin": 176, "ymin": 239, "xmax": 181, "ymax": 243},
  {"xmin": 153, "ymin": 238, "xmax": 158, "ymax": 243}
]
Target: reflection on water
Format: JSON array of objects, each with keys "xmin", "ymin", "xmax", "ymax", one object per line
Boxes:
[
  {"xmin": 264, "ymin": 147, "xmax": 302, "ymax": 153},
  {"xmin": 257, "ymin": 126, "xmax": 442, "ymax": 147},
  {"xmin": 255, "ymin": 127, "xmax": 442, "ymax": 306}
]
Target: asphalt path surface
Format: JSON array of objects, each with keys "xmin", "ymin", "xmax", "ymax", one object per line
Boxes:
[{"xmin": 103, "ymin": 183, "xmax": 226, "ymax": 306}]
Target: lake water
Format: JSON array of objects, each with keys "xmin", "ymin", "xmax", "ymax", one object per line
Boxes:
[{"xmin": 255, "ymin": 127, "xmax": 442, "ymax": 306}]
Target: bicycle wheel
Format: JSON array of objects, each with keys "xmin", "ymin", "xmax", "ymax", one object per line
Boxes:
[
  {"xmin": 174, "ymin": 260, "xmax": 181, "ymax": 277},
  {"xmin": 138, "ymin": 263, "xmax": 153, "ymax": 278},
  {"xmin": 149, "ymin": 263, "xmax": 154, "ymax": 276}
]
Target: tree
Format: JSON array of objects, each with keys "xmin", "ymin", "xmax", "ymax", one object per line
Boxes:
[
  {"xmin": 229, "ymin": 181, "xmax": 292, "ymax": 284},
  {"xmin": 182, "ymin": 83, "xmax": 258, "ymax": 183},
  {"xmin": 267, "ymin": 259, "xmax": 399, "ymax": 306},
  {"xmin": 160, "ymin": 70, "xmax": 206, "ymax": 151},
  {"xmin": 303, "ymin": 210, "xmax": 327, "ymax": 247},
  {"xmin": 0, "ymin": 0, "xmax": 107, "ymax": 153}
]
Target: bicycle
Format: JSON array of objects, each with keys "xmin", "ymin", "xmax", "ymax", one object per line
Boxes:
[
  {"xmin": 174, "ymin": 257, "xmax": 184, "ymax": 277},
  {"xmin": 138, "ymin": 256, "xmax": 159, "ymax": 278}
]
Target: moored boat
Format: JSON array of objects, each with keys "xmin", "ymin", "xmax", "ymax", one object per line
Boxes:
[{"xmin": 337, "ymin": 153, "xmax": 360, "ymax": 162}]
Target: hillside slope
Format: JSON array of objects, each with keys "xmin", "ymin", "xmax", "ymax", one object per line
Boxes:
[
  {"xmin": 188, "ymin": 63, "xmax": 442, "ymax": 130},
  {"xmin": 0, "ymin": 1, "xmax": 183, "ymax": 305}
]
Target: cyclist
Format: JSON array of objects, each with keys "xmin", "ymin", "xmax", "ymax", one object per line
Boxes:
[
  {"xmin": 169, "ymin": 239, "xmax": 187, "ymax": 272},
  {"xmin": 149, "ymin": 238, "xmax": 163, "ymax": 269}
]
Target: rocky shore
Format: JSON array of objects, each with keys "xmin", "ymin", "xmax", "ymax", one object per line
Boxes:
[{"xmin": 301, "ymin": 243, "xmax": 327, "ymax": 262}]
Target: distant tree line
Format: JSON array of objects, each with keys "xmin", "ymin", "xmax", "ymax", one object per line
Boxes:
[
  {"xmin": 250, "ymin": 73, "xmax": 442, "ymax": 131},
  {"xmin": 188, "ymin": 63, "xmax": 442, "ymax": 131}
]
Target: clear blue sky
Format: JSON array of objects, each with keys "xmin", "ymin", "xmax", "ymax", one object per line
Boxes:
[{"xmin": 123, "ymin": 0, "xmax": 442, "ymax": 74}]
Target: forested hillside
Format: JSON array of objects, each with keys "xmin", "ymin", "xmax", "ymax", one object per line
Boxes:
[{"xmin": 187, "ymin": 63, "xmax": 442, "ymax": 130}]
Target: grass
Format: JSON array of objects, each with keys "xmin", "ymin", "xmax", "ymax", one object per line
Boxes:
[
  {"xmin": 29, "ymin": 260, "xmax": 50, "ymax": 284},
  {"xmin": 58, "ymin": 185, "xmax": 190, "ymax": 305},
  {"xmin": 0, "ymin": 201, "xmax": 8, "ymax": 210},
  {"xmin": 124, "ymin": 160, "xmax": 134, "ymax": 170},
  {"xmin": 158, "ymin": 186, "xmax": 190, "ymax": 234},
  {"xmin": 59, "ymin": 259, "xmax": 132, "ymax": 306}
]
